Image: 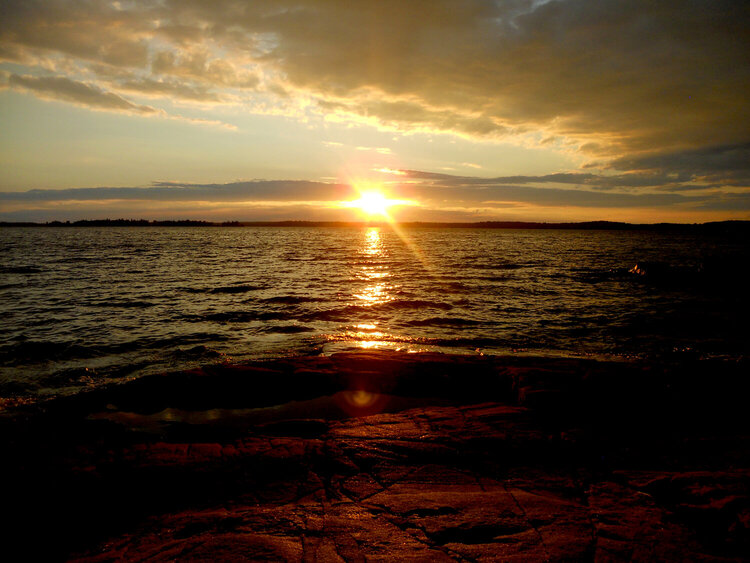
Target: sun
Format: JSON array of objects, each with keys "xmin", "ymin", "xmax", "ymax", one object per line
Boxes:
[
  {"xmin": 352, "ymin": 191, "xmax": 391, "ymax": 216},
  {"xmin": 339, "ymin": 183, "xmax": 418, "ymax": 219}
]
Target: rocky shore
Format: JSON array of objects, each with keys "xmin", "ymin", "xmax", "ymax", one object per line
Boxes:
[{"xmin": 2, "ymin": 351, "xmax": 749, "ymax": 561}]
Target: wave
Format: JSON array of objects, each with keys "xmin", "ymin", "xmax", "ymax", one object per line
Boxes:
[
  {"xmin": 260, "ymin": 295, "xmax": 327, "ymax": 305},
  {"xmin": 302, "ymin": 300, "xmax": 453, "ymax": 322},
  {"xmin": 469, "ymin": 275, "xmax": 512, "ymax": 282},
  {"xmin": 257, "ymin": 324, "xmax": 315, "ymax": 334},
  {"xmin": 380, "ymin": 299, "xmax": 453, "ymax": 311},
  {"xmin": 53, "ymin": 257, "xmax": 101, "ymax": 264},
  {"xmin": 559, "ymin": 267, "xmax": 632, "ymax": 284},
  {"xmin": 27, "ymin": 316, "xmax": 67, "ymax": 327},
  {"xmin": 429, "ymin": 336, "xmax": 507, "ymax": 348},
  {"xmin": 0, "ymin": 340, "xmax": 96, "ymax": 365},
  {"xmin": 169, "ymin": 345, "xmax": 223, "ymax": 360},
  {"xmin": 0, "ymin": 332, "xmax": 231, "ymax": 365},
  {"xmin": 209, "ymin": 284, "xmax": 265, "ymax": 294},
  {"xmin": 405, "ymin": 317, "xmax": 485, "ymax": 327},
  {"xmin": 0, "ymin": 266, "xmax": 42, "ymax": 274},
  {"xmin": 430, "ymin": 280, "xmax": 472, "ymax": 291},
  {"xmin": 190, "ymin": 311, "xmax": 289, "ymax": 323},
  {"xmin": 323, "ymin": 331, "xmax": 506, "ymax": 349},
  {"xmin": 180, "ymin": 284, "xmax": 265, "ymax": 294},
  {"xmin": 89, "ymin": 300, "xmax": 156, "ymax": 308},
  {"xmin": 457, "ymin": 262, "xmax": 523, "ymax": 271}
]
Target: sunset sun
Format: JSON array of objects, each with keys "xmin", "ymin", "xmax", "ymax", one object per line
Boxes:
[
  {"xmin": 342, "ymin": 188, "xmax": 417, "ymax": 218},
  {"xmin": 352, "ymin": 191, "xmax": 391, "ymax": 216}
]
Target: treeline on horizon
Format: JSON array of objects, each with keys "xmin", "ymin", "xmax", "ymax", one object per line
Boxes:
[{"xmin": 1, "ymin": 218, "xmax": 749, "ymax": 233}]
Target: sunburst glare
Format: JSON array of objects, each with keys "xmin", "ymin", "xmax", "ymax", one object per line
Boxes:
[
  {"xmin": 340, "ymin": 184, "xmax": 417, "ymax": 219},
  {"xmin": 353, "ymin": 191, "xmax": 390, "ymax": 216}
]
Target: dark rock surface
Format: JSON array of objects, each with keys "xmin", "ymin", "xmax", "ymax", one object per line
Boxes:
[{"xmin": 1, "ymin": 351, "xmax": 748, "ymax": 561}]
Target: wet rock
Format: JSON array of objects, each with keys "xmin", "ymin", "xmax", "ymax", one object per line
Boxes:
[{"xmin": 1, "ymin": 351, "xmax": 748, "ymax": 561}]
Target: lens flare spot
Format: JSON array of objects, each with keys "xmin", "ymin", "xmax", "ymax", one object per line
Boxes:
[
  {"xmin": 346, "ymin": 389, "xmax": 379, "ymax": 407},
  {"xmin": 335, "ymin": 388, "xmax": 389, "ymax": 416}
]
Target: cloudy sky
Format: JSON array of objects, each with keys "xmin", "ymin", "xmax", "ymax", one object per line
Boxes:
[{"xmin": 1, "ymin": 0, "xmax": 749, "ymax": 222}]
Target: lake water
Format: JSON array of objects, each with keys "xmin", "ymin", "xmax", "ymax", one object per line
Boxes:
[{"xmin": 1, "ymin": 226, "xmax": 748, "ymax": 402}]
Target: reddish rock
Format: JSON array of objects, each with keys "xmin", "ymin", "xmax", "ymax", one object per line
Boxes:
[{"xmin": 1, "ymin": 351, "xmax": 748, "ymax": 561}]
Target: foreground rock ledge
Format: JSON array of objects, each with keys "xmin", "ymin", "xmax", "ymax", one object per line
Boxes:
[{"xmin": 2, "ymin": 351, "xmax": 749, "ymax": 561}]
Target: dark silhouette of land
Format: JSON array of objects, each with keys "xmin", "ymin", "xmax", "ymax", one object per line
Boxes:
[
  {"xmin": 2, "ymin": 218, "xmax": 749, "ymax": 233},
  {"xmin": 2, "ymin": 351, "xmax": 748, "ymax": 560}
]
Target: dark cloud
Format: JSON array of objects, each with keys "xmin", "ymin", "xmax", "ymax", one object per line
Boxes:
[
  {"xmin": 691, "ymin": 192, "xmax": 750, "ymax": 211},
  {"xmin": 0, "ymin": 0, "xmax": 152, "ymax": 67},
  {"xmin": 399, "ymin": 170, "xmax": 692, "ymax": 190},
  {"xmin": 608, "ymin": 143, "xmax": 750, "ymax": 186},
  {"xmin": 396, "ymin": 174, "xmax": 701, "ymax": 209}
]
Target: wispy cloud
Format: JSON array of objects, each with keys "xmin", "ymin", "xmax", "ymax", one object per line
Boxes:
[
  {"xmin": 4, "ymin": 72, "xmax": 237, "ymax": 129},
  {"xmin": 0, "ymin": 180, "xmax": 351, "ymax": 203},
  {"xmin": 116, "ymin": 77, "xmax": 223, "ymax": 103},
  {"xmin": 355, "ymin": 146, "xmax": 392, "ymax": 155},
  {"xmin": 7, "ymin": 73, "xmax": 158, "ymax": 114}
]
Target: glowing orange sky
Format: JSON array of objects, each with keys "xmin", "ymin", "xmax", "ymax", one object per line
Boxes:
[{"xmin": 1, "ymin": 1, "xmax": 748, "ymax": 222}]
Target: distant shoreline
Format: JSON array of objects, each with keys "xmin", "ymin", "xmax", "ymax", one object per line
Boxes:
[{"xmin": 2, "ymin": 218, "xmax": 749, "ymax": 232}]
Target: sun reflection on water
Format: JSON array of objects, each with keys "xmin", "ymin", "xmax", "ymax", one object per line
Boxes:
[
  {"xmin": 350, "ymin": 228, "xmax": 394, "ymax": 349},
  {"xmin": 324, "ymin": 227, "xmax": 429, "ymax": 353},
  {"xmin": 353, "ymin": 228, "xmax": 394, "ymax": 308},
  {"xmin": 364, "ymin": 227, "xmax": 381, "ymax": 252}
]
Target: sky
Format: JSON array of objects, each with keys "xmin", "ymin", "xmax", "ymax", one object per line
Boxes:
[{"xmin": 1, "ymin": 0, "xmax": 749, "ymax": 223}]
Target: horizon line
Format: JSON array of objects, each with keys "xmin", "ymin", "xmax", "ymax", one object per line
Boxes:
[{"xmin": 2, "ymin": 218, "xmax": 749, "ymax": 231}]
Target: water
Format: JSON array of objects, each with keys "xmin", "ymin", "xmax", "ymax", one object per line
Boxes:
[{"xmin": 1, "ymin": 226, "xmax": 748, "ymax": 402}]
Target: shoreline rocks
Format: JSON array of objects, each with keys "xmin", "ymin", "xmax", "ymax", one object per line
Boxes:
[{"xmin": 1, "ymin": 351, "xmax": 748, "ymax": 561}]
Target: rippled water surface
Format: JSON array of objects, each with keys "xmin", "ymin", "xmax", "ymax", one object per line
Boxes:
[{"xmin": 1, "ymin": 226, "xmax": 748, "ymax": 399}]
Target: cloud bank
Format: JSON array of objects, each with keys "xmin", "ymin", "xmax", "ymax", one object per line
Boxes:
[
  {"xmin": 1, "ymin": 1, "xmax": 748, "ymax": 177},
  {"xmin": 2, "ymin": 169, "xmax": 748, "ymax": 223}
]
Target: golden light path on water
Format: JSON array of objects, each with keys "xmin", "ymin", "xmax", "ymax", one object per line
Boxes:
[
  {"xmin": 329, "ymin": 184, "xmax": 440, "ymax": 354},
  {"xmin": 338, "ymin": 227, "xmax": 400, "ymax": 416},
  {"xmin": 322, "ymin": 227, "xmax": 402, "ymax": 351},
  {"xmin": 349, "ymin": 227, "xmax": 393, "ymax": 350},
  {"xmin": 337, "ymin": 226, "xmax": 436, "ymax": 351},
  {"xmin": 352, "ymin": 227, "xmax": 393, "ymax": 307}
]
